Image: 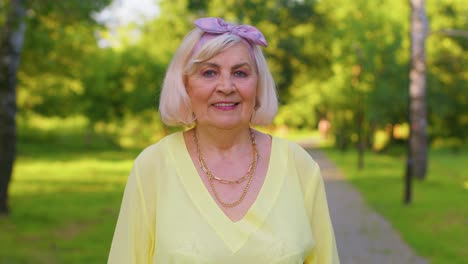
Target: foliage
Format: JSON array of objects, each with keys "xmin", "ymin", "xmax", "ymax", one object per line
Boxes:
[
  {"xmin": 313, "ymin": 0, "xmax": 410, "ymax": 150},
  {"xmin": 18, "ymin": 0, "xmax": 112, "ymax": 116},
  {"xmin": 426, "ymin": 0, "xmax": 468, "ymax": 144},
  {"xmin": 12, "ymin": 0, "xmax": 468, "ymax": 146}
]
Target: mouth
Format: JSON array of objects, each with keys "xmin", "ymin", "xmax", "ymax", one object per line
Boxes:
[{"xmin": 212, "ymin": 102, "xmax": 240, "ymax": 110}]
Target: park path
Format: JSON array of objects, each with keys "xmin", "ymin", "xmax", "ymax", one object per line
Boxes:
[{"xmin": 300, "ymin": 144, "xmax": 429, "ymax": 264}]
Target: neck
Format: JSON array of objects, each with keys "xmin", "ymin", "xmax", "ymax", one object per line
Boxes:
[{"xmin": 194, "ymin": 125, "xmax": 253, "ymax": 153}]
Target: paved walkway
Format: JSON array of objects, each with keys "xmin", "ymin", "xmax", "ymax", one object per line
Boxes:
[{"xmin": 305, "ymin": 148, "xmax": 428, "ymax": 264}]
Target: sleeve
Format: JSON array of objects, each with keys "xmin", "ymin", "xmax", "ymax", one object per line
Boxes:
[
  {"xmin": 303, "ymin": 164, "xmax": 340, "ymax": 264},
  {"xmin": 108, "ymin": 161, "xmax": 155, "ymax": 264},
  {"xmin": 291, "ymin": 145, "xmax": 339, "ymax": 264}
]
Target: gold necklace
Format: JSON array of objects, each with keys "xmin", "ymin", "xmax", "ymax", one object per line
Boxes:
[{"xmin": 193, "ymin": 128, "xmax": 258, "ymax": 208}]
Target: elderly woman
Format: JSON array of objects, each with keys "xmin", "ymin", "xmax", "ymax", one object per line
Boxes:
[{"xmin": 108, "ymin": 17, "xmax": 339, "ymax": 264}]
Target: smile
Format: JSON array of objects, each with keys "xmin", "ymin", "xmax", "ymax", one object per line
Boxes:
[{"xmin": 212, "ymin": 102, "xmax": 239, "ymax": 109}]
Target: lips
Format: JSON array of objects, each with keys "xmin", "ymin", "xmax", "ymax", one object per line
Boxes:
[
  {"xmin": 212, "ymin": 101, "xmax": 239, "ymax": 109},
  {"xmin": 213, "ymin": 102, "xmax": 237, "ymax": 107}
]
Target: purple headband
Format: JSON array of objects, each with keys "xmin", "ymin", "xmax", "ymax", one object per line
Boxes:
[{"xmin": 191, "ymin": 17, "xmax": 267, "ymax": 58}]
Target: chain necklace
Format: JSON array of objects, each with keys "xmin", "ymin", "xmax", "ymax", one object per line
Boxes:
[{"xmin": 193, "ymin": 128, "xmax": 258, "ymax": 208}]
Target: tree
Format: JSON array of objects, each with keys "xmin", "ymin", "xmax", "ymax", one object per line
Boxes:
[
  {"xmin": 1, "ymin": 0, "xmax": 111, "ymax": 214},
  {"xmin": 405, "ymin": 0, "xmax": 429, "ymax": 203},
  {"xmin": 426, "ymin": 0, "xmax": 468, "ymax": 149},
  {"xmin": 315, "ymin": 0, "xmax": 409, "ymax": 160},
  {"xmin": 18, "ymin": 0, "xmax": 112, "ymax": 118},
  {"xmin": 0, "ymin": 0, "xmax": 26, "ymax": 214}
]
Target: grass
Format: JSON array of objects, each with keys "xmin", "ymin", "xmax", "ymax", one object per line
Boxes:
[
  {"xmin": 0, "ymin": 138, "xmax": 140, "ymax": 264},
  {"xmin": 325, "ymin": 146, "xmax": 468, "ymax": 264}
]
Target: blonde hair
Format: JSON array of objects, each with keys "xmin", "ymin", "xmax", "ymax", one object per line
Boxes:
[{"xmin": 158, "ymin": 28, "xmax": 278, "ymax": 126}]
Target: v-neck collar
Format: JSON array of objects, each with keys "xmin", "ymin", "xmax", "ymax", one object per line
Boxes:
[{"xmin": 168, "ymin": 131, "xmax": 287, "ymax": 254}]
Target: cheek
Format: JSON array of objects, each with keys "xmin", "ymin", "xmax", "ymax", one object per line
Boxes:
[
  {"xmin": 187, "ymin": 81, "xmax": 205, "ymax": 101},
  {"xmin": 188, "ymin": 89, "xmax": 212, "ymax": 113},
  {"xmin": 239, "ymin": 80, "xmax": 258, "ymax": 102},
  {"xmin": 187, "ymin": 77, "xmax": 216, "ymax": 96},
  {"xmin": 247, "ymin": 88, "xmax": 257, "ymax": 102}
]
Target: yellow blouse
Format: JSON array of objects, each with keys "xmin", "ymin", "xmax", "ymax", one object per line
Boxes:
[{"xmin": 108, "ymin": 132, "xmax": 339, "ymax": 264}]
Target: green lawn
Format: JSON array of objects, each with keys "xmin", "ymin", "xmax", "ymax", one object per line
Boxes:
[
  {"xmin": 0, "ymin": 140, "xmax": 139, "ymax": 264},
  {"xmin": 325, "ymin": 147, "xmax": 468, "ymax": 264}
]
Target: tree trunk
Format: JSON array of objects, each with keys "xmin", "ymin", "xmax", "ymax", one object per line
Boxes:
[
  {"xmin": 404, "ymin": 157, "xmax": 413, "ymax": 204},
  {"xmin": 408, "ymin": 0, "xmax": 428, "ymax": 181},
  {"xmin": 335, "ymin": 113, "xmax": 349, "ymax": 152},
  {"xmin": 357, "ymin": 110, "xmax": 365, "ymax": 170},
  {"xmin": 0, "ymin": 0, "xmax": 27, "ymax": 214},
  {"xmin": 353, "ymin": 47, "xmax": 365, "ymax": 170}
]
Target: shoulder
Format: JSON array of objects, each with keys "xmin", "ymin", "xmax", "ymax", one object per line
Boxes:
[
  {"xmin": 248, "ymin": 129, "xmax": 321, "ymax": 177},
  {"xmin": 272, "ymin": 135, "xmax": 320, "ymax": 171},
  {"xmin": 271, "ymin": 135, "xmax": 322, "ymax": 189},
  {"xmin": 133, "ymin": 131, "xmax": 183, "ymax": 168},
  {"xmin": 126, "ymin": 132, "xmax": 185, "ymax": 187}
]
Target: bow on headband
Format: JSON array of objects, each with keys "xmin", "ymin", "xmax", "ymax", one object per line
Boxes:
[{"xmin": 194, "ymin": 17, "xmax": 268, "ymax": 47}]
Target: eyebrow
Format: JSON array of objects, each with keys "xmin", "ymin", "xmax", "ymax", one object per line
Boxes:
[{"xmin": 200, "ymin": 62, "xmax": 252, "ymax": 70}]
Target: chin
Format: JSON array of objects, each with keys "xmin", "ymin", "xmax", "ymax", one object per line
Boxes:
[{"xmin": 208, "ymin": 119, "xmax": 250, "ymax": 130}]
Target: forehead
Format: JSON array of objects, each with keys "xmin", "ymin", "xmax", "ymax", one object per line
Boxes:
[
  {"xmin": 185, "ymin": 41, "xmax": 258, "ymax": 76},
  {"xmin": 205, "ymin": 43, "xmax": 253, "ymax": 64}
]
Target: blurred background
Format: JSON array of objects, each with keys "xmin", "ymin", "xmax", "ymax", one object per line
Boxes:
[{"xmin": 0, "ymin": 0, "xmax": 466, "ymax": 263}]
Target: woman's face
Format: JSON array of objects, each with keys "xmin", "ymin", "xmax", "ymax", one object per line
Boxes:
[{"xmin": 186, "ymin": 43, "xmax": 258, "ymax": 130}]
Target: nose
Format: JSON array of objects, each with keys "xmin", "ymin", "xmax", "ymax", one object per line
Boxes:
[{"xmin": 216, "ymin": 73, "xmax": 235, "ymax": 93}]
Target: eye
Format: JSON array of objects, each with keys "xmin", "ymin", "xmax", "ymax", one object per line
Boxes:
[
  {"xmin": 233, "ymin": 70, "xmax": 248, "ymax": 78},
  {"xmin": 201, "ymin": 69, "xmax": 217, "ymax": 77}
]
